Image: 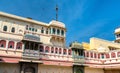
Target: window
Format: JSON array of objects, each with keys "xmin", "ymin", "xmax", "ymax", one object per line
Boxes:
[
  {"xmin": 53, "ymin": 28, "xmax": 56, "ymax": 34},
  {"xmin": 46, "ymin": 28, "xmax": 49, "ymax": 34},
  {"xmin": 16, "ymin": 42, "xmax": 22, "ymax": 49},
  {"xmin": 111, "ymin": 52, "xmax": 116, "ymax": 58},
  {"xmin": 59, "ymin": 48, "xmax": 62, "ymax": 54},
  {"xmin": 68, "ymin": 49, "xmax": 72, "ymax": 55},
  {"xmin": 32, "ymin": 28, "xmax": 34, "ymax": 31},
  {"xmin": 118, "ymin": 52, "xmax": 120, "ymax": 57},
  {"xmin": 106, "ymin": 53, "xmax": 110, "ymax": 58},
  {"xmin": 61, "ymin": 30, "xmax": 64, "ymax": 36},
  {"xmin": 51, "ymin": 47, "xmax": 54, "ymax": 53},
  {"xmin": 91, "ymin": 52, "xmax": 93, "ymax": 58},
  {"xmin": 0, "ymin": 40, "xmax": 6, "ymax": 48},
  {"xmin": 39, "ymin": 45, "xmax": 44, "ymax": 52},
  {"xmin": 29, "ymin": 27, "xmax": 31, "ymax": 31},
  {"xmin": 11, "ymin": 27, "xmax": 15, "ymax": 33},
  {"xmin": 45, "ymin": 46, "xmax": 49, "ymax": 53},
  {"xmin": 26, "ymin": 25, "xmax": 28, "ymax": 30},
  {"xmin": 101, "ymin": 54, "xmax": 104, "ymax": 59},
  {"xmin": 94, "ymin": 53, "xmax": 96, "ymax": 58},
  {"xmin": 3, "ymin": 26, "xmax": 7, "ymax": 31},
  {"xmin": 8, "ymin": 41, "xmax": 14, "ymax": 49},
  {"xmin": 57, "ymin": 29, "xmax": 60, "ymax": 35},
  {"xmin": 63, "ymin": 49, "xmax": 66, "ymax": 55},
  {"xmin": 86, "ymin": 52, "xmax": 89, "ymax": 57},
  {"xmin": 41, "ymin": 27, "xmax": 44, "ymax": 33},
  {"xmin": 55, "ymin": 48, "xmax": 58, "ymax": 54},
  {"xmin": 35, "ymin": 29, "xmax": 37, "ymax": 32}
]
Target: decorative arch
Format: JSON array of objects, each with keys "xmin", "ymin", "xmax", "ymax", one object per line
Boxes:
[
  {"xmin": 39, "ymin": 45, "xmax": 44, "ymax": 52},
  {"xmin": 51, "ymin": 47, "xmax": 54, "ymax": 53},
  {"xmin": 0, "ymin": 40, "xmax": 6, "ymax": 48},
  {"xmin": 68, "ymin": 49, "xmax": 72, "ymax": 55},
  {"xmin": 55, "ymin": 48, "xmax": 58, "ymax": 54},
  {"xmin": 117, "ymin": 51, "xmax": 120, "ymax": 57},
  {"xmin": 24, "ymin": 67, "xmax": 35, "ymax": 73},
  {"xmin": 111, "ymin": 52, "xmax": 116, "ymax": 58},
  {"xmin": 59, "ymin": 48, "xmax": 62, "ymax": 54},
  {"xmin": 45, "ymin": 46, "xmax": 50, "ymax": 53},
  {"xmin": 63, "ymin": 49, "xmax": 67, "ymax": 55},
  {"xmin": 16, "ymin": 42, "xmax": 22, "ymax": 49},
  {"xmin": 8, "ymin": 41, "xmax": 14, "ymax": 49}
]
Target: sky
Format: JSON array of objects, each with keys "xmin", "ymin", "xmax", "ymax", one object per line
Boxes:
[{"xmin": 0, "ymin": 0, "xmax": 120, "ymax": 46}]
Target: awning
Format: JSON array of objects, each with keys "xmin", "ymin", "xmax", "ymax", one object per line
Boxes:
[{"xmin": 0, "ymin": 57, "xmax": 20, "ymax": 63}]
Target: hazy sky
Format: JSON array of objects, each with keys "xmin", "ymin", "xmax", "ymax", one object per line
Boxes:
[{"xmin": 0, "ymin": 0, "xmax": 120, "ymax": 46}]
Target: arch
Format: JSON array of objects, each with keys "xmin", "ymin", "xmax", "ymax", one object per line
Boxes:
[
  {"xmin": 8, "ymin": 41, "xmax": 14, "ymax": 49},
  {"xmin": 68, "ymin": 49, "xmax": 72, "ymax": 55},
  {"xmin": 117, "ymin": 51, "xmax": 120, "ymax": 57},
  {"xmin": 55, "ymin": 48, "xmax": 58, "ymax": 54},
  {"xmin": 45, "ymin": 46, "xmax": 50, "ymax": 53},
  {"xmin": 90, "ymin": 52, "xmax": 93, "ymax": 58},
  {"xmin": 11, "ymin": 27, "xmax": 15, "ymax": 33},
  {"xmin": 61, "ymin": 30, "xmax": 64, "ymax": 36},
  {"xmin": 39, "ymin": 45, "xmax": 44, "ymax": 52},
  {"xmin": 94, "ymin": 53, "xmax": 96, "ymax": 58},
  {"xmin": 63, "ymin": 49, "xmax": 67, "ymax": 55},
  {"xmin": 57, "ymin": 29, "xmax": 60, "ymax": 35},
  {"xmin": 106, "ymin": 53, "xmax": 110, "ymax": 58},
  {"xmin": 0, "ymin": 40, "xmax": 6, "ymax": 48},
  {"xmin": 53, "ymin": 28, "xmax": 56, "ymax": 34},
  {"xmin": 111, "ymin": 52, "xmax": 116, "ymax": 58},
  {"xmin": 24, "ymin": 67, "xmax": 35, "ymax": 73},
  {"xmin": 86, "ymin": 52, "xmax": 89, "ymax": 57},
  {"xmin": 59, "ymin": 48, "xmax": 62, "ymax": 54},
  {"xmin": 3, "ymin": 26, "xmax": 7, "ymax": 31},
  {"xmin": 16, "ymin": 42, "xmax": 22, "ymax": 49},
  {"xmin": 51, "ymin": 47, "xmax": 54, "ymax": 53},
  {"xmin": 76, "ymin": 69, "xmax": 83, "ymax": 73}
]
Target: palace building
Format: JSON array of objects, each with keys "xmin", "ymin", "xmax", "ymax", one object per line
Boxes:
[{"xmin": 0, "ymin": 11, "xmax": 120, "ymax": 73}]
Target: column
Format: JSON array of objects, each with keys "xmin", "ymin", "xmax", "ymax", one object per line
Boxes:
[
  {"xmin": 6, "ymin": 40, "xmax": 9, "ymax": 50},
  {"xmin": 14, "ymin": 41, "xmax": 17, "ymax": 50}
]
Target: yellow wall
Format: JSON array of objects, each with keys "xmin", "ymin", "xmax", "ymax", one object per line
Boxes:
[{"xmin": 85, "ymin": 67, "xmax": 104, "ymax": 73}]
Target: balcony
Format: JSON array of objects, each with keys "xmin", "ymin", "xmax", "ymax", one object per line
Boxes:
[{"xmin": 22, "ymin": 49, "xmax": 39, "ymax": 59}]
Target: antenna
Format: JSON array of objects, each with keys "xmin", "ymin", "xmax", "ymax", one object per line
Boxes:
[{"xmin": 56, "ymin": 4, "xmax": 58, "ymax": 21}]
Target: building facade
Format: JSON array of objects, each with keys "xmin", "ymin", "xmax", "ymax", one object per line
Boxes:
[
  {"xmin": 0, "ymin": 11, "xmax": 120, "ymax": 73},
  {"xmin": 0, "ymin": 12, "xmax": 72, "ymax": 73}
]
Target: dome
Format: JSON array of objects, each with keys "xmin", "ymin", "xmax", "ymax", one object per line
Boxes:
[
  {"xmin": 97, "ymin": 46, "xmax": 106, "ymax": 53},
  {"xmin": 115, "ymin": 27, "xmax": 120, "ymax": 34},
  {"xmin": 49, "ymin": 20, "xmax": 65, "ymax": 28}
]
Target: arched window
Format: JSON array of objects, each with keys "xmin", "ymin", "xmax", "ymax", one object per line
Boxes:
[
  {"xmin": 11, "ymin": 27, "xmax": 15, "ymax": 33},
  {"xmin": 106, "ymin": 53, "xmax": 110, "ymax": 58},
  {"xmin": 101, "ymin": 53, "xmax": 104, "ymax": 59},
  {"xmin": 3, "ymin": 26, "xmax": 7, "ymax": 31},
  {"xmin": 98, "ymin": 53, "xmax": 100, "ymax": 59},
  {"xmin": 61, "ymin": 30, "xmax": 64, "ymax": 36},
  {"xmin": 55, "ymin": 48, "xmax": 58, "ymax": 54},
  {"xmin": 59, "ymin": 48, "xmax": 62, "ymax": 54},
  {"xmin": 118, "ymin": 52, "xmax": 120, "ymax": 57},
  {"xmin": 46, "ymin": 28, "xmax": 49, "ymax": 34},
  {"xmin": 16, "ymin": 42, "xmax": 22, "ymax": 49},
  {"xmin": 94, "ymin": 53, "xmax": 96, "ymax": 58},
  {"xmin": 26, "ymin": 25, "xmax": 28, "ymax": 30},
  {"xmin": 39, "ymin": 45, "xmax": 44, "ymax": 52},
  {"xmin": 90, "ymin": 52, "xmax": 93, "ymax": 58},
  {"xmin": 53, "ymin": 28, "xmax": 56, "ymax": 34},
  {"xmin": 63, "ymin": 49, "xmax": 67, "ymax": 55},
  {"xmin": 8, "ymin": 41, "xmax": 14, "ymax": 49},
  {"xmin": 86, "ymin": 52, "xmax": 89, "ymax": 57},
  {"xmin": 57, "ymin": 29, "xmax": 60, "ymax": 35},
  {"xmin": 68, "ymin": 49, "xmax": 72, "ymax": 55},
  {"xmin": 41, "ymin": 27, "xmax": 44, "ymax": 33},
  {"xmin": 111, "ymin": 52, "xmax": 116, "ymax": 58},
  {"xmin": 51, "ymin": 47, "xmax": 54, "ymax": 53},
  {"xmin": 0, "ymin": 40, "xmax": 6, "ymax": 48},
  {"xmin": 45, "ymin": 46, "xmax": 49, "ymax": 53}
]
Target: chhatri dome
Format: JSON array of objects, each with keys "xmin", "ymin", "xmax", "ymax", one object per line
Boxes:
[{"xmin": 49, "ymin": 20, "xmax": 65, "ymax": 28}]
